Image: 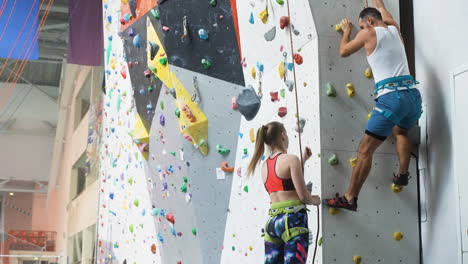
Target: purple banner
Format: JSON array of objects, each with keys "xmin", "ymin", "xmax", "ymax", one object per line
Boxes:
[{"xmin": 67, "ymin": 0, "xmax": 103, "ymax": 66}]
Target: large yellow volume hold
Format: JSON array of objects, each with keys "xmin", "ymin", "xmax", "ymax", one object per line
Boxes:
[
  {"xmin": 249, "ymin": 128, "xmax": 255, "ymax": 143},
  {"xmin": 278, "ymin": 63, "xmax": 285, "ymax": 79}
]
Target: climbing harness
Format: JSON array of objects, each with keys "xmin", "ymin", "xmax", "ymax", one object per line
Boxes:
[
  {"xmin": 263, "ymin": 200, "xmax": 309, "ymax": 243},
  {"xmin": 373, "ymin": 75, "xmax": 422, "ymax": 125},
  {"xmin": 191, "ymin": 76, "xmax": 201, "ymax": 103}
]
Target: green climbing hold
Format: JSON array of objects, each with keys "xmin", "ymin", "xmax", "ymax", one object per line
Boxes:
[
  {"xmin": 180, "ymin": 183, "xmax": 188, "ymax": 193},
  {"xmin": 151, "ymin": 8, "xmax": 160, "ymax": 19},
  {"xmin": 232, "ymin": 246, "xmax": 236, "ymax": 251},
  {"xmin": 209, "ymin": 0, "xmax": 217, "ymax": 7},
  {"xmin": 183, "ymin": 177, "xmax": 188, "ymax": 183},
  {"xmin": 122, "ymin": 91, "xmax": 127, "ymax": 96},
  {"xmin": 128, "ymin": 177, "xmax": 134, "ymax": 185},
  {"xmin": 280, "ymin": 89, "xmax": 285, "ymax": 98},
  {"xmin": 175, "ymin": 108, "xmax": 180, "ymax": 118},
  {"xmin": 129, "ymin": 224, "xmax": 134, "ymax": 233},
  {"xmin": 201, "ymin": 58, "xmax": 212, "ymax": 70},
  {"xmin": 159, "ymin": 57, "xmax": 168, "ymax": 65},
  {"xmin": 276, "ymin": 0, "xmax": 284, "ymax": 4},
  {"xmin": 192, "ymin": 228, "xmax": 197, "ymax": 235},
  {"xmin": 147, "ymin": 86, "xmax": 153, "ymax": 92},
  {"xmin": 326, "ymin": 82, "xmax": 336, "ymax": 97},
  {"xmin": 117, "ymin": 95, "xmax": 122, "ymax": 111},
  {"xmin": 199, "ymin": 139, "xmax": 207, "ymax": 147},
  {"xmin": 134, "ymin": 199, "xmax": 139, "ymax": 207},
  {"xmin": 160, "ymin": 101, "xmax": 164, "ymax": 110},
  {"xmin": 170, "ymin": 152, "xmax": 176, "ymax": 157},
  {"xmin": 151, "ymin": 209, "xmax": 159, "ymax": 216},
  {"xmin": 149, "ymin": 65, "xmax": 157, "ymax": 73},
  {"xmin": 243, "ymin": 185, "xmax": 249, "ymax": 193},
  {"xmin": 328, "ymin": 153, "xmax": 339, "ymax": 165},
  {"xmin": 318, "ymin": 237, "xmax": 323, "ymax": 246},
  {"xmin": 243, "ymin": 148, "xmax": 248, "ymax": 155},
  {"xmin": 216, "ymin": 144, "xmax": 230, "ymax": 155}
]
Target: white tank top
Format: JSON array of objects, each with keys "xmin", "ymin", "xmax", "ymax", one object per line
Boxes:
[{"xmin": 367, "ymin": 26, "xmax": 411, "ymax": 96}]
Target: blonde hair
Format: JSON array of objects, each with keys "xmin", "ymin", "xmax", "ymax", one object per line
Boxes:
[{"xmin": 246, "ymin": 121, "xmax": 285, "ymax": 176}]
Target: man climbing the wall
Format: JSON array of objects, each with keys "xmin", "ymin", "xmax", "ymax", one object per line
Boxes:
[{"xmin": 324, "ymin": 0, "xmax": 422, "ymax": 211}]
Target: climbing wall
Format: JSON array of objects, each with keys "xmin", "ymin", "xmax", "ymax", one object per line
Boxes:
[
  {"xmin": 308, "ymin": 0, "xmax": 421, "ymax": 263},
  {"xmin": 221, "ymin": 0, "xmax": 322, "ymax": 263}
]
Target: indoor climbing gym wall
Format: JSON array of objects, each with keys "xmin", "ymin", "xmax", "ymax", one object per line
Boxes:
[
  {"xmin": 97, "ymin": 0, "xmax": 419, "ymax": 263},
  {"xmin": 308, "ymin": 0, "xmax": 420, "ymax": 263}
]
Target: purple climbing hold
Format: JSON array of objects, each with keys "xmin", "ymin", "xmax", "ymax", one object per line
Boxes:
[
  {"xmin": 162, "ymin": 182, "xmax": 168, "ymax": 191},
  {"xmin": 128, "ymin": 28, "xmax": 135, "ymax": 37},
  {"xmin": 160, "ymin": 114, "xmax": 165, "ymax": 126}
]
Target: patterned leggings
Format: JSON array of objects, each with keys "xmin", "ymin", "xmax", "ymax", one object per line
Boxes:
[{"xmin": 264, "ymin": 211, "xmax": 309, "ymax": 264}]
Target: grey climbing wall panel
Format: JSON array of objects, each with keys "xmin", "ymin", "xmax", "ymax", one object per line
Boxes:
[{"xmin": 308, "ymin": 0, "xmax": 420, "ymax": 263}]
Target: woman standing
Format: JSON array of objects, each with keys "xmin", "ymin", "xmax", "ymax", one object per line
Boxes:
[{"xmin": 247, "ymin": 121, "xmax": 321, "ymax": 264}]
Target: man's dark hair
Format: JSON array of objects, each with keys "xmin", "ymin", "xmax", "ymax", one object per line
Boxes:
[{"xmin": 359, "ymin": 7, "xmax": 383, "ymax": 21}]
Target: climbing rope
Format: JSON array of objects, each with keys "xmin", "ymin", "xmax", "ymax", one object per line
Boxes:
[{"xmin": 285, "ymin": 0, "xmax": 320, "ymax": 262}]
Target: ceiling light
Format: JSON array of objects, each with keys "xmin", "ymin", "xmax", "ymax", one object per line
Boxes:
[{"xmin": 9, "ymin": 192, "xmax": 14, "ymax": 196}]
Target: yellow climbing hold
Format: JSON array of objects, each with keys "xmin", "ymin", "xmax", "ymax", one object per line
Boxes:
[
  {"xmin": 329, "ymin": 208, "xmax": 340, "ymax": 215},
  {"xmin": 367, "ymin": 112, "xmax": 372, "ymax": 120},
  {"xmin": 349, "ymin": 158, "xmax": 358, "ymax": 168},
  {"xmin": 392, "ymin": 184, "xmax": 403, "ymax": 193},
  {"xmin": 121, "ymin": 0, "xmax": 128, "ymax": 4},
  {"xmin": 249, "ymin": 246, "xmax": 253, "ymax": 251},
  {"xmin": 353, "ymin": 256, "xmax": 362, "ymax": 264},
  {"xmin": 259, "ymin": 9, "xmax": 269, "ymax": 24},
  {"xmin": 132, "ymin": 114, "xmax": 150, "ymax": 160},
  {"xmin": 278, "ymin": 63, "xmax": 285, "ymax": 79},
  {"xmin": 365, "ymin": 67, "xmax": 373, "ymax": 78},
  {"xmin": 393, "ymin": 232, "xmax": 404, "ymax": 241},
  {"xmin": 249, "ymin": 128, "xmax": 255, "ymax": 143},
  {"xmin": 335, "ymin": 24, "xmax": 342, "ymax": 31},
  {"xmin": 346, "ymin": 83, "xmax": 356, "ymax": 97},
  {"xmin": 251, "ymin": 67, "xmax": 257, "ymax": 79}
]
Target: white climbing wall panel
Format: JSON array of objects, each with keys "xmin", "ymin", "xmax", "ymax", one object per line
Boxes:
[
  {"xmin": 221, "ymin": 0, "xmax": 322, "ymax": 263},
  {"xmin": 308, "ymin": 0, "xmax": 420, "ymax": 263}
]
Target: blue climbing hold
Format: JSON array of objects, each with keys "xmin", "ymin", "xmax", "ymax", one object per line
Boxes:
[
  {"xmin": 198, "ymin": 29, "xmax": 209, "ymax": 40},
  {"xmin": 257, "ymin": 62, "xmax": 264, "ymax": 72},
  {"xmin": 287, "ymin": 62, "xmax": 293, "ymax": 71},
  {"xmin": 249, "ymin": 12, "xmax": 254, "ymax": 24},
  {"xmin": 133, "ymin": 34, "xmax": 141, "ymax": 48}
]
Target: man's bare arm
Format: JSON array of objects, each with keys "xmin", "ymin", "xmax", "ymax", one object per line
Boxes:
[
  {"xmin": 339, "ymin": 19, "xmax": 367, "ymax": 57},
  {"xmin": 372, "ymin": 0, "xmax": 400, "ymax": 30}
]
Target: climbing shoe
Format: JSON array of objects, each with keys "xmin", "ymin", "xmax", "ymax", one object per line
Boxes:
[
  {"xmin": 392, "ymin": 172, "xmax": 411, "ymax": 186},
  {"xmin": 324, "ymin": 193, "xmax": 358, "ymax": 212}
]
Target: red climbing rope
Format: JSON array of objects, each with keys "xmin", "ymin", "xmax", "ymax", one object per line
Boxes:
[
  {"xmin": 0, "ymin": 0, "xmax": 17, "ymax": 42},
  {"xmin": 285, "ymin": 0, "xmax": 320, "ymax": 263},
  {"xmin": 0, "ymin": 0, "xmax": 9, "ymax": 17}
]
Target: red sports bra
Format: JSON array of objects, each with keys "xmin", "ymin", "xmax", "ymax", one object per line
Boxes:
[{"xmin": 264, "ymin": 153, "xmax": 296, "ymax": 194}]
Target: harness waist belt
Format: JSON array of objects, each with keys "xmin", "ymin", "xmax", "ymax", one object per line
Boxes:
[
  {"xmin": 269, "ymin": 200, "xmax": 307, "ymax": 217},
  {"xmin": 374, "ymin": 75, "xmax": 419, "ymax": 95}
]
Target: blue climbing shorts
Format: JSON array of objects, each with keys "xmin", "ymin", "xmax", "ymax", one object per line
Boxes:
[{"xmin": 365, "ymin": 89, "xmax": 422, "ymax": 140}]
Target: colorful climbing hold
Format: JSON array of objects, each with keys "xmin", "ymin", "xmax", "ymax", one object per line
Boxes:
[
  {"xmin": 295, "ymin": 117, "xmax": 306, "ymax": 133},
  {"xmin": 162, "ymin": 26, "xmax": 170, "ymax": 32},
  {"xmin": 276, "ymin": 0, "xmax": 284, "ymax": 4},
  {"xmin": 270, "ymin": 92, "xmax": 279, "ymax": 102},
  {"xmin": 160, "ymin": 114, "xmax": 165, "ymax": 126},
  {"xmin": 393, "ymin": 232, "xmax": 404, "ymax": 241},
  {"xmin": 329, "ymin": 208, "xmax": 340, "ymax": 215},
  {"xmin": 335, "ymin": 24, "xmax": 342, "ymax": 31},
  {"xmin": 129, "ymin": 224, "xmax": 134, "ymax": 233},
  {"xmin": 175, "ymin": 108, "xmax": 180, "ymax": 118},
  {"xmin": 198, "ymin": 29, "xmax": 209, "ymax": 40},
  {"xmin": 278, "ymin": 63, "xmax": 285, "ymax": 79},
  {"xmin": 133, "ymin": 199, "xmax": 139, "ymax": 207},
  {"xmin": 346, "ymin": 83, "xmax": 356, "ymax": 97},
  {"xmin": 133, "ymin": 34, "xmax": 141, "ymax": 48},
  {"xmin": 216, "ymin": 144, "xmax": 231, "ymax": 155},
  {"xmin": 391, "ymin": 183, "xmax": 403, "ymax": 193},
  {"xmin": 326, "ymin": 82, "xmax": 337, "ymax": 97},
  {"xmin": 237, "ymin": 85, "xmax": 261, "ymax": 121},
  {"xmin": 280, "ymin": 16, "xmax": 290, "ymax": 29},
  {"xmin": 232, "ymin": 97, "xmax": 238, "ymax": 110},
  {"xmin": 151, "ymin": 244, "xmax": 157, "ymax": 254},
  {"xmin": 256, "ymin": 62, "xmax": 264, "ymax": 72},
  {"xmin": 192, "ymin": 228, "xmax": 197, "ymax": 235},
  {"xmin": 328, "ymin": 153, "xmax": 339, "ymax": 165},
  {"xmin": 250, "ymin": 67, "xmax": 256, "ymax": 79},
  {"xmin": 209, "ymin": 0, "xmax": 217, "ymax": 7},
  {"xmin": 249, "ymin": 12, "xmax": 254, "ymax": 24},
  {"xmin": 243, "ymin": 185, "xmax": 249, "ymax": 193},
  {"xmin": 280, "ymin": 89, "xmax": 285, "ymax": 98},
  {"xmin": 166, "ymin": 212, "xmax": 175, "ymax": 224},
  {"xmin": 349, "ymin": 158, "xmax": 358, "ymax": 168},
  {"xmin": 151, "ymin": 8, "xmax": 160, "ymax": 19},
  {"xmin": 249, "ymin": 128, "xmax": 255, "ymax": 143},
  {"xmin": 201, "ymin": 58, "xmax": 212, "ymax": 69},
  {"xmin": 148, "ymin": 41, "xmax": 159, "ymax": 60},
  {"xmin": 221, "ymin": 161, "xmax": 235, "ymax": 173},
  {"xmin": 259, "ymin": 9, "xmax": 269, "ymax": 24},
  {"xmin": 159, "ymin": 57, "xmax": 168, "ymax": 65},
  {"xmin": 365, "ymin": 67, "xmax": 373, "ymax": 78},
  {"xmin": 293, "ymin": 53, "xmax": 303, "ymax": 65},
  {"xmin": 353, "ymin": 256, "xmax": 362, "ymax": 264},
  {"xmin": 278, "ymin": 107, "xmax": 287, "ymax": 117}
]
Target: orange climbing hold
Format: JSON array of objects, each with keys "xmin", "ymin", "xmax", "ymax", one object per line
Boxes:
[
  {"xmin": 221, "ymin": 161, "xmax": 235, "ymax": 173},
  {"xmin": 293, "ymin": 53, "xmax": 303, "ymax": 65},
  {"xmin": 182, "ymin": 104, "xmax": 196, "ymax": 123}
]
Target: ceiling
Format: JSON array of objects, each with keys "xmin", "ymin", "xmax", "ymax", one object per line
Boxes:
[{"xmin": 0, "ymin": 0, "xmax": 69, "ymax": 193}]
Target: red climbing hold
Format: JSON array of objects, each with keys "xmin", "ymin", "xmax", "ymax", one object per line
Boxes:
[
  {"xmin": 128, "ymin": 61, "xmax": 133, "ymax": 69},
  {"xmin": 120, "ymin": 18, "xmax": 126, "ymax": 25},
  {"xmin": 270, "ymin": 92, "xmax": 279, "ymax": 102},
  {"xmin": 151, "ymin": 244, "xmax": 157, "ymax": 254},
  {"xmin": 280, "ymin": 16, "xmax": 290, "ymax": 29},
  {"xmin": 120, "ymin": 66, "xmax": 127, "ymax": 79},
  {"xmin": 278, "ymin": 107, "xmax": 287, "ymax": 117},
  {"xmin": 293, "ymin": 53, "xmax": 303, "ymax": 65},
  {"xmin": 144, "ymin": 70, "xmax": 151, "ymax": 78},
  {"xmin": 166, "ymin": 212, "xmax": 175, "ymax": 224}
]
